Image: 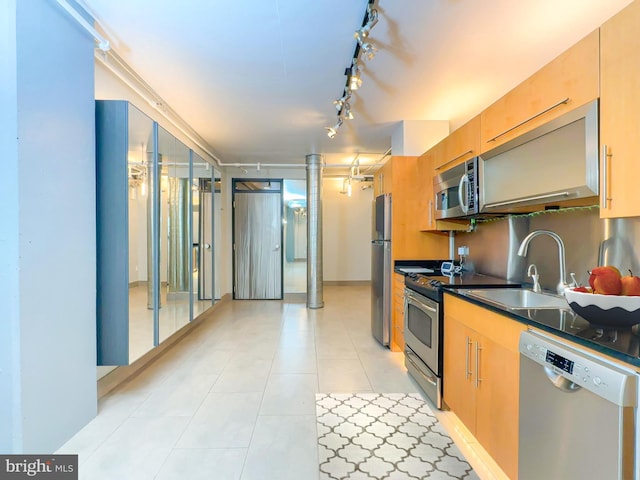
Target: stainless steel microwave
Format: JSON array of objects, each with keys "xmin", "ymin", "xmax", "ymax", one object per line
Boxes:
[{"xmin": 433, "ymin": 157, "xmax": 479, "ymax": 219}]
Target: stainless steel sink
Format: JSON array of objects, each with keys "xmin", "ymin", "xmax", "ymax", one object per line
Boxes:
[{"xmin": 463, "ymin": 288, "xmax": 569, "ymax": 310}]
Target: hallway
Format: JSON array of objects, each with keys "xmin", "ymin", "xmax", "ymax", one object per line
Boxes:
[
  {"xmin": 58, "ymin": 285, "xmax": 419, "ymax": 479},
  {"xmin": 57, "ymin": 284, "xmax": 496, "ymax": 479}
]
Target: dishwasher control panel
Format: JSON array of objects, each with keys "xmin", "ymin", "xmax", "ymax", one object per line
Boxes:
[{"xmin": 519, "ymin": 330, "xmax": 638, "ymax": 407}]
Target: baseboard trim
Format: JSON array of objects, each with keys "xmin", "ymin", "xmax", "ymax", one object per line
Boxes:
[
  {"xmin": 97, "ymin": 293, "xmax": 232, "ymax": 399},
  {"xmin": 323, "ymin": 280, "xmax": 371, "ymax": 286}
]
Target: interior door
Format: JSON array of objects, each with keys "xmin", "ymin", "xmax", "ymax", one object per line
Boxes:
[{"xmin": 233, "ymin": 180, "xmax": 283, "ymax": 299}]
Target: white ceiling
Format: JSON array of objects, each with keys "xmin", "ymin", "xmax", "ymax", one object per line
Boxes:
[{"xmin": 82, "ymin": 0, "xmax": 632, "ymax": 169}]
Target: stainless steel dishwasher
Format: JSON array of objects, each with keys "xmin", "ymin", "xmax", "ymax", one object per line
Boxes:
[{"xmin": 519, "ymin": 330, "xmax": 638, "ymax": 480}]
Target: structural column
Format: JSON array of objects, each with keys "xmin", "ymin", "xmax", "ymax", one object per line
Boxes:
[{"xmin": 306, "ymin": 154, "xmax": 324, "ymax": 308}]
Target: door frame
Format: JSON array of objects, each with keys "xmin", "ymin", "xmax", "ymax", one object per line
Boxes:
[{"xmin": 231, "ymin": 178, "xmax": 284, "ymax": 300}]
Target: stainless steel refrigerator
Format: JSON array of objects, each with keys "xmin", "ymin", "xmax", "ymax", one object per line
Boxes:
[{"xmin": 371, "ymin": 193, "xmax": 392, "ymax": 346}]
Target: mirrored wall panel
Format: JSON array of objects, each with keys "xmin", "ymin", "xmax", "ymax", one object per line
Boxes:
[
  {"xmin": 127, "ymin": 104, "xmax": 155, "ymax": 362},
  {"xmin": 159, "ymin": 127, "xmax": 191, "ymax": 344},
  {"xmin": 97, "ymin": 100, "xmax": 220, "ymax": 366}
]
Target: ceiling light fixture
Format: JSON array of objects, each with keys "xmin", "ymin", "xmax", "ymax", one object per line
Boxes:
[
  {"xmin": 359, "ymin": 42, "xmax": 378, "ymax": 61},
  {"xmin": 344, "ymin": 102, "xmax": 354, "ymax": 120},
  {"xmin": 325, "ymin": 117, "xmax": 344, "ymax": 139},
  {"xmin": 354, "ymin": 4, "xmax": 379, "ymax": 43},
  {"xmin": 324, "ymin": 0, "xmax": 379, "ymax": 139},
  {"xmin": 349, "ymin": 60, "xmax": 362, "ymax": 91},
  {"xmin": 333, "ymin": 90, "xmax": 351, "ymax": 111}
]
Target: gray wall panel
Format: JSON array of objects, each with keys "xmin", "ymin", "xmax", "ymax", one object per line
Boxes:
[
  {"xmin": 96, "ymin": 100, "xmax": 129, "ymax": 365},
  {"xmin": 3, "ymin": 0, "xmax": 98, "ymax": 453}
]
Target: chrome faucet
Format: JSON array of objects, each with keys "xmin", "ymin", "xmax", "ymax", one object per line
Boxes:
[{"xmin": 517, "ymin": 230, "xmax": 574, "ymax": 295}]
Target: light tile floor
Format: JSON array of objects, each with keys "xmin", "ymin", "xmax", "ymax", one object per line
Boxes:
[{"xmin": 58, "ymin": 284, "xmax": 500, "ymax": 480}]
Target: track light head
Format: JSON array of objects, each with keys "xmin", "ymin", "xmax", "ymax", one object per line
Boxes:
[
  {"xmin": 333, "ymin": 90, "xmax": 352, "ymax": 111},
  {"xmin": 344, "ymin": 102, "xmax": 354, "ymax": 120},
  {"xmin": 349, "ymin": 62, "xmax": 362, "ymax": 90},
  {"xmin": 360, "ymin": 42, "xmax": 378, "ymax": 61},
  {"xmin": 325, "ymin": 126, "xmax": 338, "ymax": 139},
  {"xmin": 325, "ymin": 117, "xmax": 343, "ymax": 139},
  {"xmin": 354, "ymin": 7, "xmax": 378, "ymax": 42},
  {"xmin": 366, "ymin": 5, "xmax": 379, "ymax": 29}
]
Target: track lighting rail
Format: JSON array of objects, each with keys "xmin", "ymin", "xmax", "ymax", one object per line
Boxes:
[{"xmin": 325, "ymin": 0, "xmax": 379, "ymax": 138}]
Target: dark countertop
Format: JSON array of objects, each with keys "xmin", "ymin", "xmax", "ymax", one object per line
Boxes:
[
  {"xmin": 447, "ymin": 289, "xmax": 640, "ymax": 369},
  {"xmin": 394, "ymin": 259, "xmax": 447, "ymax": 275}
]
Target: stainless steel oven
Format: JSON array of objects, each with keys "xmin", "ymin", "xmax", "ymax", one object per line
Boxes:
[
  {"xmin": 403, "ymin": 270, "xmax": 521, "ymax": 410},
  {"xmin": 404, "ymin": 287, "xmax": 442, "ymax": 408}
]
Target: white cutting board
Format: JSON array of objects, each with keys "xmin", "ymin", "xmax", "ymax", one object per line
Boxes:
[{"xmin": 397, "ymin": 267, "xmax": 435, "ymax": 274}]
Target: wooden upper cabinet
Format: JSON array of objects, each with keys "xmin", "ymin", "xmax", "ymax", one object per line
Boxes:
[
  {"xmin": 434, "ymin": 115, "xmax": 481, "ymax": 172},
  {"xmin": 417, "ymin": 146, "xmax": 438, "ymax": 231},
  {"xmin": 480, "ymin": 29, "xmax": 599, "ymax": 153},
  {"xmin": 373, "ymin": 161, "xmax": 392, "ymax": 196},
  {"xmin": 600, "ymin": 0, "xmax": 640, "ymax": 218}
]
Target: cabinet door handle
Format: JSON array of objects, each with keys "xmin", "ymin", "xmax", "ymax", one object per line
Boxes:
[
  {"xmin": 428, "ymin": 199, "xmax": 433, "ymax": 226},
  {"xmin": 475, "ymin": 342, "xmax": 483, "ymax": 389},
  {"xmin": 483, "ymin": 191, "xmax": 570, "ymax": 209},
  {"xmin": 465, "ymin": 336, "xmax": 472, "ymax": 380},
  {"xmin": 487, "ymin": 97, "xmax": 570, "ymax": 142},
  {"xmin": 602, "ymin": 144, "xmax": 611, "ymax": 209},
  {"xmin": 435, "ymin": 150, "xmax": 473, "ymax": 171}
]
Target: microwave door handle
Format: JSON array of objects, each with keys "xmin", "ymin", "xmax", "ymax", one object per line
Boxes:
[{"xmin": 458, "ymin": 174, "xmax": 470, "ymax": 214}]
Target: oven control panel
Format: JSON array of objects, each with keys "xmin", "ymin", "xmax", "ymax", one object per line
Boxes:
[{"xmin": 519, "ymin": 331, "xmax": 637, "ymax": 406}]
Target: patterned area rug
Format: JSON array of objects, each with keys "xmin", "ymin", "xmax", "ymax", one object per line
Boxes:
[{"xmin": 316, "ymin": 393, "xmax": 479, "ymax": 480}]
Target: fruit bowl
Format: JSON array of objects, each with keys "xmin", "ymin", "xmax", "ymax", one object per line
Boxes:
[{"xmin": 564, "ymin": 287, "xmax": 640, "ymax": 328}]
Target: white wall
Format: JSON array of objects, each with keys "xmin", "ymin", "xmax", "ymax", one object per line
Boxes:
[
  {"xmin": 392, "ymin": 120, "xmax": 449, "ymax": 156},
  {"xmin": 0, "ymin": 0, "xmax": 97, "ymax": 452},
  {"xmin": 323, "ymin": 178, "xmax": 374, "ymax": 281}
]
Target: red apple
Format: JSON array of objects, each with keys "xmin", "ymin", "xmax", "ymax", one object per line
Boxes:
[
  {"xmin": 572, "ymin": 286, "xmax": 590, "ymax": 293},
  {"xmin": 589, "ymin": 266, "xmax": 621, "ymax": 290},
  {"xmin": 591, "ymin": 266, "xmax": 622, "ymax": 295},
  {"xmin": 621, "ymin": 270, "xmax": 640, "ymax": 296}
]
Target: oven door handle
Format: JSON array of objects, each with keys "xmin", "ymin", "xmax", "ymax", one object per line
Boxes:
[
  {"xmin": 407, "ymin": 298, "xmax": 437, "ymax": 314},
  {"xmin": 405, "ymin": 293, "xmax": 438, "ymax": 314}
]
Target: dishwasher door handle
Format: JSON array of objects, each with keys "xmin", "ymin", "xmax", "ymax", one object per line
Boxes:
[{"xmin": 544, "ymin": 367, "xmax": 581, "ymax": 392}]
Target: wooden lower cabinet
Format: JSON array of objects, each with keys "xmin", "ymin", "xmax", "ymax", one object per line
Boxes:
[
  {"xmin": 391, "ymin": 273, "xmax": 405, "ymax": 352},
  {"xmin": 443, "ymin": 294, "xmax": 525, "ymax": 479}
]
